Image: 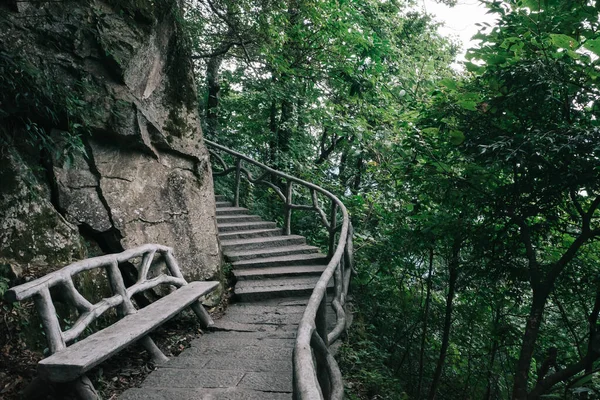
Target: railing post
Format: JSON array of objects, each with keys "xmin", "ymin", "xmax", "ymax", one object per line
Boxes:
[
  {"xmin": 343, "ymin": 222, "xmax": 354, "ymax": 300},
  {"xmin": 328, "ymin": 202, "xmax": 338, "ymax": 259},
  {"xmin": 34, "ymin": 289, "xmax": 66, "ymax": 354},
  {"xmin": 316, "ymin": 295, "xmax": 330, "ymax": 399},
  {"xmin": 234, "ymin": 158, "xmax": 241, "ymax": 207},
  {"xmin": 284, "ymin": 180, "xmax": 293, "ymax": 235}
]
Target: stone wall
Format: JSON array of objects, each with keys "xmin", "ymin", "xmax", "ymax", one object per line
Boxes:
[{"xmin": 0, "ymin": 0, "xmax": 221, "ymax": 282}]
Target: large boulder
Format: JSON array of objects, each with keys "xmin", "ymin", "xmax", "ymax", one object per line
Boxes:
[{"xmin": 0, "ymin": 0, "xmax": 221, "ymax": 281}]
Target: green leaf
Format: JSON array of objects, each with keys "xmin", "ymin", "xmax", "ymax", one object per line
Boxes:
[
  {"xmin": 521, "ymin": 0, "xmax": 541, "ymax": 10},
  {"xmin": 462, "ymin": 92, "xmax": 481, "ymax": 102},
  {"xmin": 570, "ymin": 373, "xmax": 594, "ymax": 388},
  {"xmin": 458, "ymin": 100, "xmax": 478, "ymax": 111},
  {"xmin": 421, "ymin": 127, "xmax": 439, "ymax": 135},
  {"xmin": 440, "ymin": 78, "xmax": 457, "ymax": 90},
  {"xmin": 433, "ymin": 161, "xmax": 451, "ymax": 171},
  {"xmin": 550, "ymin": 34, "xmax": 577, "ymax": 49},
  {"xmin": 584, "ymin": 38, "xmax": 600, "ymax": 56},
  {"xmin": 487, "ymin": 55, "xmax": 507, "ymax": 65},
  {"xmin": 464, "ymin": 62, "xmax": 484, "ymax": 74},
  {"xmin": 449, "ymin": 130, "xmax": 465, "ymax": 145}
]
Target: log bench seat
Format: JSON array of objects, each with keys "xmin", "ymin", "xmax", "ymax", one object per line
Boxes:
[{"xmin": 4, "ymin": 244, "xmax": 219, "ymax": 400}]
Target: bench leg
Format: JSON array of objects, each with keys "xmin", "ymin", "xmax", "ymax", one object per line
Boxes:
[
  {"xmin": 21, "ymin": 376, "xmax": 55, "ymax": 400},
  {"xmin": 22, "ymin": 376, "xmax": 98, "ymax": 400},
  {"xmin": 191, "ymin": 300, "xmax": 214, "ymax": 328},
  {"xmin": 140, "ymin": 336, "xmax": 169, "ymax": 364},
  {"xmin": 72, "ymin": 375, "xmax": 99, "ymax": 400}
]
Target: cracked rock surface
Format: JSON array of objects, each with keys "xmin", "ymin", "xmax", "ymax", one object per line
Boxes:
[{"xmin": 0, "ymin": 1, "xmax": 220, "ymax": 281}]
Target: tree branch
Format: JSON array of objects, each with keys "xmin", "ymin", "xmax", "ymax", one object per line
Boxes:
[
  {"xmin": 570, "ymin": 190, "xmax": 585, "ymax": 220},
  {"xmin": 514, "ymin": 218, "xmax": 540, "ymax": 285},
  {"xmin": 192, "ymin": 40, "xmax": 253, "ymax": 59},
  {"xmin": 316, "ymin": 130, "xmax": 345, "ymax": 165},
  {"xmin": 583, "ymin": 195, "xmax": 600, "ymax": 234},
  {"xmin": 528, "ymin": 284, "xmax": 600, "ymax": 398}
]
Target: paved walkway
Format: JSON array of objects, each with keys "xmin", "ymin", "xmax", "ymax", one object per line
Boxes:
[
  {"xmin": 120, "ymin": 297, "xmax": 310, "ymax": 400},
  {"xmin": 120, "ymin": 195, "xmax": 336, "ymax": 399}
]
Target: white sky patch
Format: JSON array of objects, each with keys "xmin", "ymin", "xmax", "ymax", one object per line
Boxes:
[{"xmin": 421, "ymin": 0, "xmax": 498, "ymax": 64}]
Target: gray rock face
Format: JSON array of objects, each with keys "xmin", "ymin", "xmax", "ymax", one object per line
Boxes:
[
  {"xmin": 0, "ymin": 151, "xmax": 85, "ymax": 274},
  {"xmin": 88, "ymin": 141, "xmax": 219, "ymax": 280},
  {"xmin": 0, "ymin": 1, "xmax": 221, "ymax": 281}
]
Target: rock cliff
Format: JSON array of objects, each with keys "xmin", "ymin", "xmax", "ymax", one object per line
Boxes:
[{"xmin": 0, "ymin": 0, "xmax": 221, "ymax": 282}]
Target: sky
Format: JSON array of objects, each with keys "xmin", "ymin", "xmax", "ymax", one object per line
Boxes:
[{"xmin": 421, "ymin": 0, "xmax": 498, "ymax": 62}]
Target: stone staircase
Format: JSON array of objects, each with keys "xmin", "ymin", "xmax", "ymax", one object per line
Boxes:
[{"xmin": 215, "ymin": 195, "xmax": 330, "ymax": 302}]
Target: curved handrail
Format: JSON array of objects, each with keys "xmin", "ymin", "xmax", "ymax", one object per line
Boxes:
[{"xmin": 205, "ymin": 139, "xmax": 353, "ymax": 400}]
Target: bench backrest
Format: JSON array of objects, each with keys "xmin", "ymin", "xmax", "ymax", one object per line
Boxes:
[{"xmin": 5, "ymin": 244, "xmax": 188, "ymax": 354}]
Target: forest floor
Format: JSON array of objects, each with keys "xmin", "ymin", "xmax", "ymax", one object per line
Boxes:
[{"xmin": 0, "ymin": 288, "xmax": 232, "ymax": 400}]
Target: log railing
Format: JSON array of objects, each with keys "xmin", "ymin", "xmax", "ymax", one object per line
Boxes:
[{"xmin": 205, "ymin": 139, "xmax": 353, "ymax": 400}]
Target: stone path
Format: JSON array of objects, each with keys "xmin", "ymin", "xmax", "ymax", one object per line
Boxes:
[
  {"xmin": 120, "ymin": 297, "xmax": 306, "ymax": 400},
  {"xmin": 120, "ymin": 196, "xmax": 333, "ymax": 399}
]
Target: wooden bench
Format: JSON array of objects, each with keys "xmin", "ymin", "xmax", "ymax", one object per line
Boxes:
[{"xmin": 5, "ymin": 244, "xmax": 219, "ymax": 400}]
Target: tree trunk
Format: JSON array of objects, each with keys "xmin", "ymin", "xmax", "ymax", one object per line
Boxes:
[
  {"xmin": 428, "ymin": 239, "xmax": 460, "ymax": 400},
  {"xmin": 205, "ymin": 54, "xmax": 223, "ymax": 138},
  {"xmin": 278, "ymin": 99, "xmax": 293, "ymax": 153},
  {"xmin": 267, "ymin": 0, "xmax": 300, "ymax": 169},
  {"xmin": 339, "ymin": 147, "xmax": 349, "ymax": 188},
  {"xmin": 352, "ymin": 155, "xmax": 363, "ymax": 194},
  {"xmin": 269, "ymin": 99, "xmax": 278, "ymax": 165},
  {"xmin": 417, "ymin": 248, "xmax": 434, "ymax": 398},
  {"xmin": 511, "ymin": 289, "xmax": 549, "ymax": 400},
  {"xmin": 484, "ymin": 307, "xmax": 501, "ymax": 400},
  {"xmin": 527, "ymin": 284, "xmax": 600, "ymax": 398}
]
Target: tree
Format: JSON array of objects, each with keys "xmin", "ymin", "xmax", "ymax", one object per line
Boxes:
[{"xmin": 425, "ymin": 1, "xmax": 600, "ymax": 397}]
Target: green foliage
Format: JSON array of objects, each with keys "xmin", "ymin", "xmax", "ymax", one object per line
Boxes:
[
  {"xmin": 338, "ymin": 325, "xmax": 407, "ymax": 399},
  {"xmin": 185, "ymin": 0, "xmax": 600, "ymax": 398},
  {"xmin": 164, "ymin": 1, "xmax": 196, "ymax": 110},
  {"xmin": 0, "ymin": 52, "xmax": 89, "ymax": 159}
]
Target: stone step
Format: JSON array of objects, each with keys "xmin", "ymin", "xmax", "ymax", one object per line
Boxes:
[
  {"xmin": 215, "ymin": 195, "xmax": 229, "ymax": 202},
  {"xmin": 221, "ymin": 235, "xmax": 305, "ymax": 252},
  {"xmin": 218, "ymin": 221, "xmax": 278, "ymax": 233},
  {"xmin": 232, "ymin": 253, "xmax": 328, "ymax": 269},
  {"xmin": 219, "ymin": 228, "xmax": 283, "ymax": 241},
  {"xmin": 235, "ymin": 277, "xmax": 333, "ymax": 302},
  {"xmin": 216, "ymin": 215, "xmax": 262, "ymax": 224},
  {"xmin": 234, "ymin": 265, "xmax": 326, "ymax": 281},
  {"xmin": 121, "ymin": 387, "xmax": 292, "ymax": 400},
  {"xmin": 225, "ymin": 245, "xmax": 319, "ymax": 262},
  {"xmin": 216, "ymin": 207, "xmax": 250, "ymax": 216},
  {"xmin": 209, "ymin": 320, "xmax": 299, "ymax": 333},
  {"xmin": 215, "ymin": 201, "xmax": 233, "ymax": 208}
]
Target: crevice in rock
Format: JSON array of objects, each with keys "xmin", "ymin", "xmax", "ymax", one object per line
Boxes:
[
  {"xmin": 88, "ymin": 124, "xmax": 159, "ymax": 160},
  {"xmin": 137, "ymin": 217, "xmax": 168, "ymax": 225},
  {"xmin": 79, "ymin": 138, "xmax": 156, "ymax": 307},
  {"xmin": 40, "ymin": 141, "xmax": 124, "ymax": 257},
  {"xmin": 167, "ymin": 210, "xmax": 189, "ymax": 216},
  {"xmin": 81, "ymin": 137, "xmax": 124, "ymax": 251},
  {"xmin": 66, "ymin": 184, "xmax": 98, "ymax": 189},
  {"xmin": 77, "ymin": 222, "xmax": 122, "ymax": 255},
  {"xmin": 153, "ymin": 142, "xmax": 204, "ymax": 166},
  {"xmin": 103, "ymin": 175, "xmax": 134, "ymax": 182},
  {"xmin": 42, "ymin": 148, "xmax": 69, "ymax": 219},
  {"xmin": 172, "ymin": 165, "xmax": 195, "ymax": 173}
]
